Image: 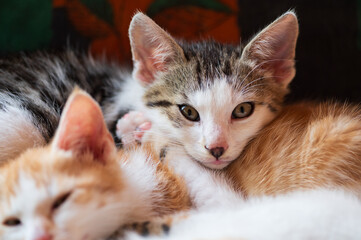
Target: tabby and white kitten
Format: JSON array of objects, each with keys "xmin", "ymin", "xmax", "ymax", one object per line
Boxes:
[
  {"xmin": 117, "ymin": 11, "xmax": 297, "ymax": 170},
  {"xmin": 115, "ymin": 11, "xmax": 298, "ymax": 208},
  {"xmin": 0, "ymin": 89, "xmax": 190, "ymax": 240}
]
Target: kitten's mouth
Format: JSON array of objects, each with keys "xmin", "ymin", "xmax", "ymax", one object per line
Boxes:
[
  {"xmin": 183, "ymin": 147, "xmax": 234, "ymax": 169},
  {"xmin": 202, "ymin": 159, "xmax": 233, "ymax": 170}
]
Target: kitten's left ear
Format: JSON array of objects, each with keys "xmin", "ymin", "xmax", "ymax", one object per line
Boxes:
[
  {"xmin": 241, "ymin": 11, "xmax": 299, "ymax": 88},
  {"xmin": 129, "ymin": 12, "xmax": 186, "ymax": 85},
  {"xmin": 52, "ymin": 88, "xmax": 116, "ymax": 163}
]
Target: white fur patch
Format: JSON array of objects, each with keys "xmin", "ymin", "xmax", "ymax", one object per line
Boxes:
[
  {"xmin": 0, "ymin": 95, "xmax": 45, "ymax": 161},
  {"xmin": 103, "ymin": 73, "xmax": 146, "ymax": 125},
  {"xmin": 121, "ymin": 148, "xmax": 159, "ymax": 199},
  {"xmin": 166, "ymin": 150, "xmax": 243, "ymax": 209},
  {"xmin": 126, "ymin": 189, "xmax": 361, "ymax": 240}
]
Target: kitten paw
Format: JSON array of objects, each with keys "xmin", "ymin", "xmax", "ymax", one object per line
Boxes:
[{"xmin": 116, "ymin": 111, "xmax": 151, "ymax": 147}]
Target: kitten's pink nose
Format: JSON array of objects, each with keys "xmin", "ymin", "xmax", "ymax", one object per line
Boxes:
[
  {"xmin": 205, "ymin": 143, "xmax": 228, "ymax": 159},
  {"xmin": 34, "ymin": 233, "xmax": 53, "ymax": 240},
  {"xmin": 209, "ymin": 147, "xmax": 225, "ymax": 159}
]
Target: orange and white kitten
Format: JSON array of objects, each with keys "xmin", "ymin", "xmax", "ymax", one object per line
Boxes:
[{"xmin": 0, "ymin": 89, "xmax": 190, "ymax": 240}]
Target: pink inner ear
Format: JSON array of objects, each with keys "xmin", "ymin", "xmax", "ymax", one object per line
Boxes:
[
  {"xmin": 129, "ymin": 13, "xmax": 184, "ymax": 86},
  {"xmin": 243, "ymin": 13, "xmax": 298, "ymax": 87},
  {"xmin": 55, "ymin": 92, "xmax": 115, "ymax": 163},
  {"xmin": 136, "ymin": 46, "xmax": 168, "ymax": 84},
  {"xmin": 266, "ymin": 32, "xmax": 296, "ymax": 85},
  {"xmin": 135, "ymin": 47, "xmax": 168, "ymax": 84}
]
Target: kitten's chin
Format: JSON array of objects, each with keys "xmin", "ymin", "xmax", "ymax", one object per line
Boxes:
[
  {"xmin": 201, "ymin": 159, "xmax": 233, "ymax": 170},
  {"xmin": 184, "ymin": 151, "xmax": 233, "ymax": 170}
]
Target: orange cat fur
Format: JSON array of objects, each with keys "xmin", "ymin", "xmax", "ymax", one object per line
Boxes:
[
  {"xmin": 0, "ymin": 89, "xmax": 190, "ymax": 240},
  {"xmin": 226, "ymin": 101, "xmax": 361, "ymax": 197},
  {"xmin": 128, "ymin": 11, "xmax": 361, "ymax": 202},
  {"xmin": 135, "ymin": 102, "xmax": 361, "ymax": 238}
]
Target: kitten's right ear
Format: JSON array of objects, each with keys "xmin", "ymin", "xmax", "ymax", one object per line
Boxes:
[
  {"xmin": 241, "ymin": 11, "xmax": 299, "ymax": 88},
  {"xmin": 52, "ymin": 88, "xmax": 116, "ymax": 163},
  {"xmin": 129, "ymin": 12, "xmax": 186, "ymax": 85}
]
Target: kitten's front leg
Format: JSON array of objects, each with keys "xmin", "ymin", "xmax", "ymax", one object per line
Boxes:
[{"xmin": 116, "ymin": 111, "xmax": 152, "ymax": 147}]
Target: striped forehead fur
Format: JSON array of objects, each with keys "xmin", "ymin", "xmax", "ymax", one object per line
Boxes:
[{"xmin": 143, "ymin": 40, "xmax": 289, "ymax": 119}]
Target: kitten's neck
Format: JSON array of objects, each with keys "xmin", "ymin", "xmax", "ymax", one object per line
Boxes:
[{"xmin": 165, "ymin": 148, "xmax": 243, "ymax": 210}]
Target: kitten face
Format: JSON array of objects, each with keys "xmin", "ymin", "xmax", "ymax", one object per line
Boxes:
[
  {"xmin": 0, "ymin": 89, "xmax": 134, "ymax": 240},
  {"xmin": 174, "ymin": 80, "xmax": 276, "ymax": 170},
  {"xmin": 143, "ymin": 48, "xmax": 280, "ymax": 169},
  {"xmin": 130, "ymin": 12, "xmax": 298, "ymax": 169},
  {"xmin": 0, "ymin": 148, "xmax": 128, "ymax": 240}
]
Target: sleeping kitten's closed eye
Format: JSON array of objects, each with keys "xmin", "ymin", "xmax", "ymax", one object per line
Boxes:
[
  {"xmin": 3, "ymin": 218, "xmax": 21, "ymax": 227},
  {"xmin": 52, "ymin": 192, "xmax": 72, "ymax": 211},
  {"xmin": 2, "ymin": 192, "xmax": 71, "ymax": 231}
]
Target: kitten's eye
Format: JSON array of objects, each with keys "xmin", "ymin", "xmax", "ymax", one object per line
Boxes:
[
  {"xmin": 179, "ymin": 105, "xmax": 200, "ymax": 122},
  {"xmin": 52, "ymin": 192, "xmax": 72, "ymax": 211},
  {"xmin": 3, "ymin": 217, "xmax": 21, "ymax": 227},
  {"xmin": 232, "ymin": 102, "xmax": 254, "ymax": 119}
]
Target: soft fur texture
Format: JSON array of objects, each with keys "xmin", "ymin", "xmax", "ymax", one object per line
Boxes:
[
  {"xmin": 125, "ymin": 189, "xmax": 361, "ymax": 240},
  {"xmin": 2, "ymin": 10, "xmax": 361, "ymax": 240},
  {"xmin": 226, "ymin": 102, "xmax": 361, "ymax": 197},
  {"xmin": 0, "ymin": 90, "xmax": 190, "ymax": 240},
  {"xmin": 0, "ymin": 50, "xmax": 142, "ymax": 161}
]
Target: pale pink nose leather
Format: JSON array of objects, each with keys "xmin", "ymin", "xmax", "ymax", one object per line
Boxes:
[{"xmin": 34, "ymin": 233, "xmax": 53, "ymax": 240}]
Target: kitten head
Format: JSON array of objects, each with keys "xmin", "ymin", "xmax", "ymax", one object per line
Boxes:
[
  {"xmin": 129, "ymin": 11, "xmax": 298, "ymax": 169},
  {"xmin": 0, "ymin": 90, "xmax": 132, "ymax": 240}
]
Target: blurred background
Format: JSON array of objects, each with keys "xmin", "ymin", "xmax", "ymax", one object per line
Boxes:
[{"xmin": 0, "ymin": 0, "xmax": 360, "ymax": 102}]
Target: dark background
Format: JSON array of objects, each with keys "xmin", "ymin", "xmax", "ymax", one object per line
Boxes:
[{"xmin": 238, "ymin": 0, "xmax": 361, "ymax": 102}]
